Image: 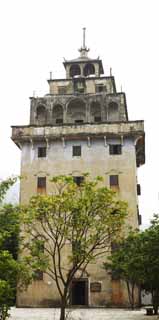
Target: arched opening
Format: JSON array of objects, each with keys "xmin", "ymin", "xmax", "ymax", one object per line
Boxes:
[
  {"xmin": 90, "ymin": 101, "xmax": 101, "ymax": 122},
  {"xmin": 36, "ymin": 105, "xmax": 46, "ymax": 124},
  {"xmin": 84, "ymin": 63, "xmax": 95, "ymax": 77},
  {"xmin": 70, "ymin": 64, "xmax": 81, "ymax": 78},
  {"xmin": 67, "ymin": 99, "xmax": 86, "ymax": 123},
  {"xmin": 53, "ymin": 104, "xmax": 63, "ymax": 124},
  {"xmin": 108, "ymin": 102, "xmax": 119, "ymax": 121}
]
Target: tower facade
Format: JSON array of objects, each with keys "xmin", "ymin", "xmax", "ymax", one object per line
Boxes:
[{"xmin": 12, "ymin": 31, "xmax": 145, "ymax": 307}]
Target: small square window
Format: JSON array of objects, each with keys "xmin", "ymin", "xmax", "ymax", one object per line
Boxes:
[
  {"xmin": 109, "ymin": 145, "xmax": 122, "ymax": 155},
  {"xmin": 34, "ymin": 270, "xmax": 43, "ymax": 281},
  {"xmin": 56, "ymin": 118, "xmax": 63, "ymax": 124},
  {"xmin": 96, "ymin": 84, "xmax": 106, "ymax": 93},
  {"xmin": 38, "ymin": 147, "xmax": 46, "ymax": 158},
  {"xmin": 72, "ymin": 146, "xmax": 81, "ymax": 157},
  {"xmin": 75, "ymin": 120, "xmax": 84, "ymax": 124},
  {"xmin": 110, "ymin": 175, "xmax": 119, "ymax": 187},
  {"xmin": 73, "ymin": 176, "xmax": 84, "ymax": 186},
  {"xmin": 37, "ymin": 177, "xmax": 46, "ymax": 194},
  {"xmin": 94, "ymin": 116, "xmax": 101, "ymax": 122}
]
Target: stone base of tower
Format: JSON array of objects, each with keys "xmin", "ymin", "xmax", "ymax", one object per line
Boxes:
[{"xmin": 16, "ymin": 276, "xmax": 140, "ymax": 308}]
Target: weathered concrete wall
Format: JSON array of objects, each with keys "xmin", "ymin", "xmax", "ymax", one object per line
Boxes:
[{"xmin": 17, "ymin": 136, "xmax": 139, "ymax": 307}]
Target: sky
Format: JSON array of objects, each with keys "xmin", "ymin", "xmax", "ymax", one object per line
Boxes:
[{"xmin": 0, "ymin": 0, "xmax": 158, "ymax": 228}]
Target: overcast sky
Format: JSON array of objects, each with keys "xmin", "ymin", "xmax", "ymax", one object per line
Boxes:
[{"xmin": 0, "ymin": 0, "xmax": 158, "ymax": 228}]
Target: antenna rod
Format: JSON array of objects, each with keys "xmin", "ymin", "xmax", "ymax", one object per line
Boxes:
[{"xmin": 83, "ymin": 27, "xmax": 86, "ymax": 49}]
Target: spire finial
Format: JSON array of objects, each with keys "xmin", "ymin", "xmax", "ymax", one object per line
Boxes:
[
  {"xmin": 79, "ymin": 27, "xmax": 89, "ymax": 58},
  {"xmin": 83, "ymin": 27, "xmax": 86, "ymax": 49}
]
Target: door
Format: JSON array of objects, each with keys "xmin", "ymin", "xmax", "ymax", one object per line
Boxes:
[{"xmin": 71, "ymin": 279, "xmax": 88, "ymax": 305}]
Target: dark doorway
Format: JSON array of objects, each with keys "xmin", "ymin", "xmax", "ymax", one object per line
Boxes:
[{"xmin": 71, "ymin": 279, "xmax": 88, "ymax": 305}]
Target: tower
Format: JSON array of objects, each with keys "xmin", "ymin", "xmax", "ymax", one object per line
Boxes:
[{"xmin": 12, "ymin": 29, "xmax": 145, "ymax": 307}]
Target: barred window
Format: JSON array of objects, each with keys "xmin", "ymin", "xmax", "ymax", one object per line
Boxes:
[
  {"xmin": 37, "ymin": 177, "xmax": 46, "ymax": 194},
  {"xmin": 109, "ymin": 145, "xmax": 122, "ymax": 155},
  {"xmin": 110, "ymin": 175, "xmax": 119, "ymax": 187},
  {"xmin": 38, "ymin": 147, "xmax": 46, "ymax": 158},
  {"xmin": 72, "ymin": 146, "xmax": 81, "ymax": 157}
]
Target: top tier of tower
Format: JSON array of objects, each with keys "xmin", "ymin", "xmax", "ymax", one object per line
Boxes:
[
  {"xmin": 63, "ymin": 28, "xmax": 104, "ymax": 79},
  {"xmin": 29, "ymin": 29, "xmax": 129, "ymax": 125},
  {"xmin": 47, "ymin": 28, "xmax": 115, "ymax": 95}
]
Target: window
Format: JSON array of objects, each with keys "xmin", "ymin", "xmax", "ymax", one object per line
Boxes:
[
  {"xmin": 137, "ymin": 184, "xmax": 141, "ymax": 195},
  {"xmin": 56, "ymin": 118, "xmax": 63, "ymax": 124},
  {"xmin": 72, "ymin": 146, "xmax": 81, "ymax": 157},
  {"xmin": 34, "ymin": 270, "xmax": 43, "ymax": 281},
  {"xmin": 75, "ymin": 119, "xmax": 84, "ymax": 124},
  {"xmin": 38, "ymin": 147, "xmax": 46, "ymax": 158},
  {"xmin": 94, "ymin": 116, "xmax": 101, "ymax": 122},
  {"xmin": 58, "ymin": 86, "xmax": 66, "ymax": 95},
  {"xmin": 110, "ymin": 175, "xmax": 119, "ymax": 189},
  {"xmin": 109, "ymin": 144, "xmax": 122, "ymax": 155},
  {"xmin": 37, "ymin": 177, "xmax": 46, "ymax": 194},
  {"xmin": 95, "ymin": 84, "xmax": 106, "ymax": 93},
  {"xmin": 73, "ymin": 176, "xmax": 84, "ymax": 186}
]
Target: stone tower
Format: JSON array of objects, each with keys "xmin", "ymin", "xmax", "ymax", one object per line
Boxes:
[{"xmin": 12, "ymin": 29, "xmax": 145, "ymax": 307}]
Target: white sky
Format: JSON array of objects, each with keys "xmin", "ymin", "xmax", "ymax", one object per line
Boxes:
[{"xmin": 0, "ymin": 0, "xmax": 158, "ymax": 228}]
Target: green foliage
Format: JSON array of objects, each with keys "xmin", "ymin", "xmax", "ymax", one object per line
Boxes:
[
  {"xmin": 0, "ymin": 205, "xmax": 20, "ymax": 259},
  {"xmin": 0, "ymin": 177, "xmax": 21, "ymax": 319},
  {"xmin": 104, "ymin": 232, "xmax": 142, "ymax": 309},
  {"xmin": 104, "ymin": 214, "xmax": 159, "ymax": 313},
  {"xmin": 0, "ymin": 177, "xmax": 17, "ymax": 204},
  {"xmin": 21, "ymin": 175, "xmax": 127, "ymax": 320}
]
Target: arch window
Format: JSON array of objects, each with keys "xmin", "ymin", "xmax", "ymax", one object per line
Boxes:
[
  {"xmin": 70, "ymin": 64, "xmax": 81, "ymax": 78},
  {"xmin": 90, "ymin": 101, "xmax": 101, "ymax": 122},
  {"xmin": 108, "ymin": 102, "xmax": 119, "ymax": 121},
  {"xmin": 67, "ymin": 99, "xmax": 86, "ymax": 123},
  {"xmin": 53, "ymin": 104, "xmax": 63, "ymax": 124},
  {"xmin": 36, "ymin": 105, "xmax": 46, "ymax": 124},
  {"xmin": 84, "ymin": 63, "xmax": 95, "ymax": 77}
]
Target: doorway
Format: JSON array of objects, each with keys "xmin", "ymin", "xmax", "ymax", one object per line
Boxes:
[{"xmin": 71, "ymin": 279, "xmax": 88, "ymax": 306}]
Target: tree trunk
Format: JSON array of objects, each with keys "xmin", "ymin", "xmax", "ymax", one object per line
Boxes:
[
  {"xmin": 60, "ymin": 297, "xmax": 66, "ymax": 320},
  {"xmin": 60, "ymin": 305, "xmax": 65, "ymax": 320}
]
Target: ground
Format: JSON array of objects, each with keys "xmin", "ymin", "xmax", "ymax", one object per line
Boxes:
[{"xmin": 10, "ymin": 308, "xmax": 158, "ymax": 320}]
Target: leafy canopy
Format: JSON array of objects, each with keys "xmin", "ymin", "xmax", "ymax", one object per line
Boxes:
[{"xmin": 21, "ymin": 175, "xmax": 127, "ymax": 317}]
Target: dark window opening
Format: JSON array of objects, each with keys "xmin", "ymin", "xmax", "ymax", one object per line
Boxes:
[
  {"xmin": 73, "ymin": 176, "xmax": 84, "ymax": 186},
  {"xmin": 109, "ymin": 144, "xmax": 122, "ymax": 155},
  {"xmin": 56, "ymin": 118, "xmax": 63, "ymax": 124},
  {"xmin": 96, "ymin": 84, "xmax": 106, "ymax": 93},
  {"xmin": 137, "ymin": 184, "xmax": 141, "ymax": 195},
  {"xmin": 94, "ymin": 116, "xmax": 101, "ymax": 122},
  {"xmin": 38, "ymin": 147, "xmax": 46, "ymax": 158},
  {"xmin": 73, "ymin": 146, "xmax": 81, "ymax": 157},
  {"xmin": 110, "ymin": 175, "xmax": 119, "ymax": 187},
  {"xmin": 84, "ymin": 63, "xmax": 95, "ymax": 77},
  {"xmin": 70, "ymin": 64, "xmax": 81, "ymax": 77},
  {"xmin": 34, "ymin": 270, "xmax": 43, "ymax": 281},
  {"xmin": 75, "ymin": 119, "xmax": 84, "ymax": 124},
  {"xmin": 37, "ymin": 177, "xmax": 46, "ymax": 194}
]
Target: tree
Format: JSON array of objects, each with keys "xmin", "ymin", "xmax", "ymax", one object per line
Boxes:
[
  {"xmin": 138, "ymin": 216, "xmax": 159, "ymax": 315},
  {"xmin": 21, "ymin": 175, "xmax": 127, "ymax": 320},
  {"xmin": 104, "ymin": 215, "xmax": 159, "ymax": 314},
  {"xmin": 104, "ymin": 232, "xmax": 142, "ymax": 309},
  {"xmin": 0, "ymin": 177, "xmax": 17, "ymax": 204},
  {"xmin": 0, "ymin": 177, "xmax": 18, "ymax": 319}
]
